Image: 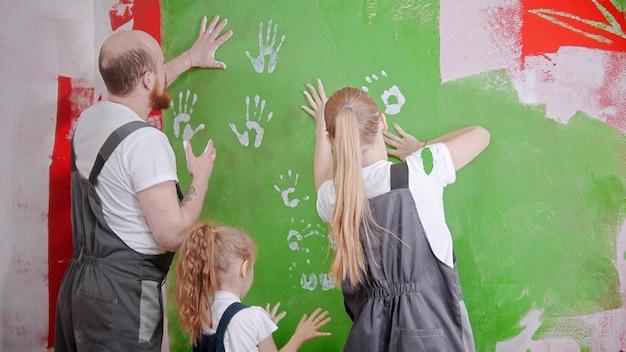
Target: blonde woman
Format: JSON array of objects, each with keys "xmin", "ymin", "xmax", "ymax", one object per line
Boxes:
[
  {"xmin": 302, "ymin": 79, "xmax": 490, "ymax": 352},
  {"xmin": 176, "ymin": 223, "xmax": 332, "ymax": 352}
]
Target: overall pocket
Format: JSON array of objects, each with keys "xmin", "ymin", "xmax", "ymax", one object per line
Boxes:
[
  {"xmin": 397, "ymin": 328, "xmax": 445, "ymax": 351},
  {"xmin": 73, "ymin": 291, "xmax": 117, "ymax": 349}
]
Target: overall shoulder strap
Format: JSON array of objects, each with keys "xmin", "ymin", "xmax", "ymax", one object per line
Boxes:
[
  {"xmin": 390, "ymin": 162, "xmax": 409, "ymax": 190},
  {"xmin": 88, "ymin": 120, "xmax": 152, "ymax": 185},
  {"xmin": 213, "ymin": 302, "xmax": 248, "ymax": 352}
]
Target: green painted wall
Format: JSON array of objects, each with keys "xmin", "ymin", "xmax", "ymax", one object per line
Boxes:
[{"xmin": 162, "ymin": 1, "xmax": 626, "ymax": 350}]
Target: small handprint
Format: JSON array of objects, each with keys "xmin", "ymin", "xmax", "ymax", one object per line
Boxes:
[
  {"xmin": 318, "ymin": 273, "xmax": 335, "ymax": 291},
  {"xmin": 172, "ymin": 90, "xmax": 205, "ymax": 140},
  {"xmin": 245, "ymin": 19, "xmax": 286, "ymax": 74},
  {"xmin": 287, "ymin": 218, "xmax": 324, "ymax": 252},
  {"xmin": 301, "ymin": 273, "xmax": 318, "ymax": 291},
  {"xmin": 229, "ymin": 95, "xmax": 273, "ymax": 148},
  {"xmin": 274, "ymin": 170, "xmax": 310, "ymax": 207},
  {"xmin": 299, "ymin": 273, "xmax": 335, "ymax": 291},
  {"xmin": 362, "ymin": 70, "xmax": 406, "ymax": 115},
  {"xmin": 327, "ymin": 232, "xmax": 337, "ymax": 251}
]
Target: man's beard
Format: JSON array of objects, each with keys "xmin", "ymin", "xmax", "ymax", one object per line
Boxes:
[{"xmin": 149, "ymin": 81, "xmax": 171, "ymax": 110}]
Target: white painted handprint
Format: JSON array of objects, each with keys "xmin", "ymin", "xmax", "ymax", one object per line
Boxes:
[
  {"xmin": 172, "ymin": 90, "xmax": 205, "ymax": 140},
  {"xmin": 318, "ymin": 273, "xmax": 335, "ymax": 291},
  {"xmin": 300, "ymin": 273, "xmax": 318, "ymax": 291},
  {"xmin": 229, "ymin": 95, "xmax": 273, "ymax": 148},
  {"xmin": 286, "ymin": 218, "xmax": 323, "ymax": 252},
  {"xmin": 327, "ymin": 231, "xmax": 337, "ymax": 251},
  {"xmin": 362, "ymin": 70, "xmax": 406, "ymax": 115},
  {"xmin": 274, "ymin": 170, "xmax": 310, "ymax": 207},
  {"xmin": 245, "ymin": 19, "xmax": 286, "ymax": 74},
  {"xmin": 299, "ymin": 273, "xmax": 335, "ymax": 291}
]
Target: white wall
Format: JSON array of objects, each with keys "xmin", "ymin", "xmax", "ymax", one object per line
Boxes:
[{"xmin": 0, "ymin": 1, "xmax": 96, "ymax": 350}]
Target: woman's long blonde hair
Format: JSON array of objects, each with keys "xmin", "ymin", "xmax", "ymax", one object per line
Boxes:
[
  {"xmin": 325, "ymin": 87, "xmax": 381, "ymax": 287},
  {"xmin": 175, "ymin": 223, "xmax": 257, "ymax": 345}
]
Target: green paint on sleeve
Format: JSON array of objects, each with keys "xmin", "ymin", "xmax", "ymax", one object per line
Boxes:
[{"xmin": 421, "ymin": 147, "xmax": 434, "ymax": 175}]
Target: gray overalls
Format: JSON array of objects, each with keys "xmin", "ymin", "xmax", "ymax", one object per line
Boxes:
[
  {"xmin": 342, "ymin": 162, "xmax": 475, "ymax": 352},
  {"xmin": 55, "ymin": 121, "xmax": 175, "ymax": 352}
]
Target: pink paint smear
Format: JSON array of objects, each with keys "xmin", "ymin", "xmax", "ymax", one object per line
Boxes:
[{"xmin": 440, "ymin": 0, "xmax": 626, "ymax": 134}]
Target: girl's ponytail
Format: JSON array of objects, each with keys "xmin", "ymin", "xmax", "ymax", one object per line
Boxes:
[
  {"xmin": 325, "ymin": 87, "xmax": 380, "ymax": 286},
  {"xmin": 331, "ymin": 108, "xmax": 369, "ymax": 286},
  {"xmin": 176, "ymin": 224, "xmax": 217, "ymax": 344},
  {"xmin": 175, "ymin": 224, "xmax": 257, "ymax": 345}
]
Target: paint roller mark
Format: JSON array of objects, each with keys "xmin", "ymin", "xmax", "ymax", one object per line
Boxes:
[
  {"xmin": 495, "ymin": 220, "xmax": 626, "ymax": 349},
  {"xmin": 391, "ymin": 0, "xmax": 435, "ymax": 24},
  {"xmin": 597, "ymin": 54, "xmax": 626, "ymax": 130},
  {"xmin": 495, "ymin": 309, "xmax": 581, "ymax": 351},
  {"xmin": 362, "ymin": 0, "xmax": 378, "ymax": 25}
]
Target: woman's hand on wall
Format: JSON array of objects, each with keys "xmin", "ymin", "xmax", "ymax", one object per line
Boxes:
[
  {"xmin": 302, "ymin": 78, "xmax": 333, "ymax": 191},
  {"xmin": 301, "ymin": 78, "xmax": 328, "ymax": 132},
  {"xmin": 383, "ymin": 122, "xmax": 423, "ymax": 161}
]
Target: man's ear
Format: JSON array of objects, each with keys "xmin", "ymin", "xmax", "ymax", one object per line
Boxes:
[
  {"xmin": 141, "ymin": 71, "xmax": 155, "ymax": 91},
  {"xmin": 379, "ymin": 112, "xmax": 388, "ymax": 132}
]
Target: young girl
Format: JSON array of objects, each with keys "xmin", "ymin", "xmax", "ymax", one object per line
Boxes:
[
  {"xmin": 301, "ymin": 79, "xmax": 490, "ymax": 352},
  {"xmin": 175, "ymin": 223, "xmax": 332, "ymax": 351}
]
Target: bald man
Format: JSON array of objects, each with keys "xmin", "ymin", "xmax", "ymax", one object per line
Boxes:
[{"xmin": 54, "ymin": 15, "xmax": 232, "ymax": 352}]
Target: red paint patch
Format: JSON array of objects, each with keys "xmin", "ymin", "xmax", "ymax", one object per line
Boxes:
[
  {"xmin": 109, "ymin": 0, "xmax": 134, "ymax": 32},
  {"xmin": 48, "ymin": 76, "xmax": 94, "ymax": 347},
  {"xmin": 132, "ymin": 0, "xmax": 162, "ymax": 44},
  {"xmin": 146, "ymin": 112, "xmax": 163, "ymax": 130},
  {"xmin": 132, "ymin": 0, "xmax": 164, "ymax": 128},
  {"xmin": 520, "ymin": 0, "xmax": 626, "ymax": 133},
  {"xmin": 597, "ymin": 52, "xmax": 626, "ymax": 132},
  {"xmin": 522, "ymin": 0, "xmax": 626, "ymax": 58}
]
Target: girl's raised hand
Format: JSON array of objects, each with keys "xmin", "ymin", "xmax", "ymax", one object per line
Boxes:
[
  {"xmin": 291, "ymin": 308, "xmax": 332, "ymax": 343},
  {"xmin": 383, "ymin": 122, "xmax": 423, "ymax": 161},
  {"xmin": 265, "ymin": 302, "xmax": 287, "ymax": 324},
  {"xmin": 301, "ymin": 78, "xmax": 328, "ymax": 130}
]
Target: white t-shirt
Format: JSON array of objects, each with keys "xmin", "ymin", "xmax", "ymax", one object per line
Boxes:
[
  {"xmin": 317, "ymin": 142, "xmax": 457, "ymax": 267},
  {"xmin": 207, "ymin": 291, "xmax": 277, "ymax": 351},
  {"xmin": 72, "ymin": 101, "xmax": 178, "ymax": 254}
]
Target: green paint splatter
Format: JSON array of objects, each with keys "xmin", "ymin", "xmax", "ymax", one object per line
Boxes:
[{"xmin": 421, "ymin": 147, "xmax": 433, "ymax": 175}]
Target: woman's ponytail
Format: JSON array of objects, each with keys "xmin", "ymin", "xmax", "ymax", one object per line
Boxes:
[
  {"xmin": 331, "ymin": 108, "xmax": 369, "ymax": 286},
  {"xmin": 324, "ymin": 87, "xmax": 381, "ymax": 286}
]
